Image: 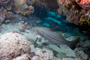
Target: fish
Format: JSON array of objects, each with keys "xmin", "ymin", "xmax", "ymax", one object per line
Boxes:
[
  {"xmin": 24, "ymin": 16, "xmax": 42, "ymax": 24},
  {"xmin": 29, "ymin": 27, "xmax": 80, "ymax": 49}
]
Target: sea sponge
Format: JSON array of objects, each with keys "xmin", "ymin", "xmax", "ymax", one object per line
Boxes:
[{"xmin": 0, "ymin": 32, "xmax": 30, "ymax": 60}]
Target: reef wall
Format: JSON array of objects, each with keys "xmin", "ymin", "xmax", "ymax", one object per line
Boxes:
[
  {"xmin": 57, "ymin": 0, "xmax": 90, "ymax": 31},
  {"xmin": 0, "ymin": 0, "xmax": 90, "ymax": 32},
  {"xmin": 0, "ymin": 0, "xmax": 34, "ymax": 24}
]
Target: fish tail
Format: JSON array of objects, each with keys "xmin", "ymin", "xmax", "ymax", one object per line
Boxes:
[{"xmin": 68, "ymin": 37, "xmax": 80, "ymax": 50}]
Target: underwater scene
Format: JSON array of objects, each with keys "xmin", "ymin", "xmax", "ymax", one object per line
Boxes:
[{"xmin": 0, "ymin": 0, "xmax": 90, "ymax": 60}]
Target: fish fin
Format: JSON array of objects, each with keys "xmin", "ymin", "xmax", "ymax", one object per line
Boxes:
[{"xmin": 68, "ymin": 37, "xmax": 80, "ymax": 50}]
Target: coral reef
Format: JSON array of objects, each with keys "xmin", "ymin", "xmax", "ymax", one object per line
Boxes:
[
  {"xmin": 33, "ymin": 0, "xmax": 90, "ymax": 32},
  {"xmin": 57, "ymin": 0, "xmax": 90, "ymax": 25},
  {"xmin": 0, "ymin": 21, "xmax": 90, "ymax": 60},
  {"xmin": 5, "ymin": 11, "xmax": 15, "ymax": 20},
  {"xmin": 0, "ymin": 0, "xmax": 89, "ymax": 31},
  {"xmin": 57, "ymin": 0, "xmax": 90, "ymax": 32},
  {"xmin": 0, "ymin": 0, "xmax": 90, "ymax": 60},
  {"xmin": 13, "ymin": 0, "xmax": 34, "ymax": 15},
  {"xmin": 0, "ymin": 0, "xmax": 34, "ymax": 25}
]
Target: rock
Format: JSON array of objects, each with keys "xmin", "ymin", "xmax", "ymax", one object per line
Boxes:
[
  {"xmin": 75, "ymin": 48, "xmax": 89, "ymax": 60},
  {"xmin": 13, "ymin": 0, "xmax": 34, "ymax": 15},
  {"xmin": 0, "ymin": 32, "xmax": 31, "ymax": 60},
  {"xmin": 5, "ymin": 11, "xmax": 15, "ymax": 20},
  {"xmin": 0, "ymin": 7, "xmax": 6, "ymax": 24},
  {"xmin": 57, "ymin": 0, "xmax": 90, "ymax": 32},
  {"xmin": 35, "ymin": 48, "xmax": 54, "ymax": 60},
  {"xmin": 0, "ymin": 0, "xmax": 10, "ymax": 6},
  {"xmin": 76, "ymin": 0, "xmax": 90, "ymax": 10},
  {"xmin": 31, "ymin": 56, "xmax": 41, "ymax": 60},
  {"xmin": 13, "ymin": 54, "xmax": 30, "ymax": 60}
]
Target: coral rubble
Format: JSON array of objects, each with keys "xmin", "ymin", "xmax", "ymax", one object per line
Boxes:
[
  {"xmin": 57, "ymin": 0, "xmax": 90, "ymax": 26},
  {"xmin": 57, "ymin": 0, "xmax": 90, "ymax": 32}
]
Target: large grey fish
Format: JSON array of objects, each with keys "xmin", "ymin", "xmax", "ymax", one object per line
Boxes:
[{"xmin": 29, "ymin": 27, "xmax": 80, "ymax": 49}]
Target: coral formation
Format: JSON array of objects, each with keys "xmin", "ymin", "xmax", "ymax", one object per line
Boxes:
[
  {"xmin": 0, "ymin": 32, "xmax": 30, "ymax": 60},
  {"xmin": 0, "ymin": 21, "xmax": 90, "ymax": 60},
  {"xmin": 57, "ymin": 0, "xmax": 90, "ymax": 25},
  {"xmin": 0, "ymin": 0, "xmax": 90, "ymax": 60},
  {"xmin": 0, "ymin": 7, "xmax": 6, "ymax": 24},
  {"xmin": 0, "ymin": 0, "xmax": 34, "ymax": 24},
  {"xmin": 5, "ymin": 11, "xmax": 15, "ymax": 20},
  {"xmin": 0, "ymin": 0, "xmax": 10, "ymax": 6},
  {"xmin": 0, "ymin": 0, "xmax": 89, "ymax": 31},
  {"xmin": 57, "ymin": 0, "xmax": 90, "ymax": 32},
  {"xmin": 13, "ymin": 0, "xmax": 34, "ymax": 15}
]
